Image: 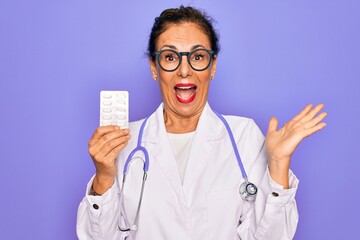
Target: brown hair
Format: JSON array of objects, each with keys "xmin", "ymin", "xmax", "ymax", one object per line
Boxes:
[{"xmin": 147, "ymin": 6, "xmax": 220, "ymax": 61}]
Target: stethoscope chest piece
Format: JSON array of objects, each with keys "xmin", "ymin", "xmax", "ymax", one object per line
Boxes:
[{"xmin": 239, "ymin": 181, "xmax": 257, "ymax": 202}]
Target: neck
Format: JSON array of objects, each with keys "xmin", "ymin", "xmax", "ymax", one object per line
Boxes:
[{"xmin": 163, "ymin": 108, "xmax": 203, "ymax": 134}]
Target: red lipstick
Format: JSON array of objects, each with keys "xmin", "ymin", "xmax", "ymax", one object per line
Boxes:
[{"xmin": 174, "ymin": 83, "xmax": 197, "ymax": 104}]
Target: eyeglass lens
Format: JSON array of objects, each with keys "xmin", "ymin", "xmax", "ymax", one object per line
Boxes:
[{"xmin": 158, "ymin": 49, "xmax": 212, "ymax": 71}]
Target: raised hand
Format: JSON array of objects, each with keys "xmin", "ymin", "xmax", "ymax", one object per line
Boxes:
[
  {"xmin": 88, "ymin": 125, "xmax": 131, "ymax": 194},
  {"xmin": 265, "ymin": 104, "xmax": 327, "ymax": 188}
]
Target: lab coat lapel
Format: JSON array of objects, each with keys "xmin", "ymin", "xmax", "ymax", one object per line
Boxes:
[
  {"xmin": 182, "ymin": 103, "xmax": 224, "ymax": 195},
  {"xmin": 143, "ymin": 104, "xmax": 187, "ymax": 205}
]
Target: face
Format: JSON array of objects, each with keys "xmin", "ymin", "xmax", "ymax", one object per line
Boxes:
[{"xmin": 150, "ymin": 22, "xmax": 217, "ymax": 120}]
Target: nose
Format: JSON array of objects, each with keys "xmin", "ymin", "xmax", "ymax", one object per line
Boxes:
[{"xmin": 177, "ymin": 54, "xmax": 192, "ymax": 78}]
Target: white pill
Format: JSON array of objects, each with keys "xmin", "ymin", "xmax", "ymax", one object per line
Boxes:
[
  {"xmin": 116, "ymin": 100, "xmax": 126, "ymax": 105},
  {"xmin": 102, "ymin": 108, "xmax": 112, "ymax": 113},
  {"xmin": 116, "ymin": 93, "xmax": 126, "ymax": 99},
  {"xmin": 102, "ymin": 115, "xmax": 112, "ymax": 120},
  {"xmin": 103, "ymin": 100, "xmax": 112, "ymax": 106},
  {"xmin": 102, "ymin": 93, "xmax": 112, "ymax": 99},
  {"xmin": 116, "ymin": 108, "xmax": 126, "ymax": 112},
  {"xmin": 117, "ymin": 120, "xmax": 126, "ymax": 126}
]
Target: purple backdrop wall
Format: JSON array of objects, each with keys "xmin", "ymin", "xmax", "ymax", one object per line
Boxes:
[{"xmin": 1, "ymin": 0, "xmax": 359, "ymax": 239}]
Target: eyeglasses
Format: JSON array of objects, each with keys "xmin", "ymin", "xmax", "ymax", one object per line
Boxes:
[{"xmin": 154, "ymin": 48, "xmax": 215, "ymax": 72}]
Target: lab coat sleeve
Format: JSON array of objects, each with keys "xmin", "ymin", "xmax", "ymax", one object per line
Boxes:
[
  {"xmin": 236, "ymin": 120, "xmax": 299, "ymax": 240},
  {"xmin": 76, "ymin": 175, "xmax": 129, "ymax": 240}
]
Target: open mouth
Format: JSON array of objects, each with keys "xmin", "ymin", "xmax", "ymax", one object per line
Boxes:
[{"xmin": 174, "ymin": 83, "xmax": 197, "ymax": 104}]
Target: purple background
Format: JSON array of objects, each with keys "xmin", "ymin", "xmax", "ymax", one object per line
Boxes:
[{"xmin": 1, "ymin": 0, "xmax": 359, "ymax": 239}]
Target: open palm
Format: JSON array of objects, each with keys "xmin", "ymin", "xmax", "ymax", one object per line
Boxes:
[{"xmin": 266, "ymin": 104, "xmax": 327, "ymax": 165}]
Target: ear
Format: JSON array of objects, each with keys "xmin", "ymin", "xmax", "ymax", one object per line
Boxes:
[
  {"xmin": 149, "ymin": 59, "xmax": 158, "ymax": 80},
  {"xmin": 210, "ymin": 56, "xmax": 217, "ymax": 78}
]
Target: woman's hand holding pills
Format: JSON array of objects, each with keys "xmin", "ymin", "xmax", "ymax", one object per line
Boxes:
[{"xmin": 88, "ymin": 125, "xmax": 131, "ymax": 195}]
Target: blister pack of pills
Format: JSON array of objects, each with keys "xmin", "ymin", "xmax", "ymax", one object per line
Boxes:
[{"xmin": 100, "ymin": 91, "xmax": 129, "ymax": 128}]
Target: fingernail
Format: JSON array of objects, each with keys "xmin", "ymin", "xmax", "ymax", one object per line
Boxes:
[
  {"xmin": 114, "ymin": 126, "xmax": 120, "ymax": 130},
  {"xmin": 123, "ymin": 129, "xmax": 130, "ymax": 134}
]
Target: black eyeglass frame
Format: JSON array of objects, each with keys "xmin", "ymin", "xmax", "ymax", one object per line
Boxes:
[{"xmin": 154, "ymin": 48, "xmax": 216, "ymax": 72}]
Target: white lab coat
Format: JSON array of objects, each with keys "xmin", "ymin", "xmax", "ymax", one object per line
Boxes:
[{"xmin": 77, "ymin": 103, "xmax": 299, "ymax": 240}]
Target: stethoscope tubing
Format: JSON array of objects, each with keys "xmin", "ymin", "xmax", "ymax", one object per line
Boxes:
[
  {"xmin": 119, "ymin": 118, "xmax": 150, "ymax": 232},
  {"xmin": 123, "ymin": 112, "xmax": 249, "ymax": 180},
  {"xmin": 123, "ymin": 118, "xmax": 150, "ymax": 175},
  {"xmin": 119, "ymin": 111, "xmax": 257, "ymax": 232},
  {"xmin": 213, "ymin": 111, "xmax": 249, "ymax": 181}
]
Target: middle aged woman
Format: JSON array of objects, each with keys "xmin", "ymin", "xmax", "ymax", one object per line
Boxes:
[{"xmin": 77, "ymin": 6, "xmax": 327, "ymax": 240}]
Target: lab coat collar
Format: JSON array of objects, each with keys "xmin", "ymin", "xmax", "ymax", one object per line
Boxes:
[
  {"xmin": 142, "ymin": 102, "xmax": 225, "ymax": 143},
  {"xmin": 142, "ymin": 102, "xmax": 226, "ymax": 206},
  {"xmin": 181, "ymin": 102, "xmax": 226, "ymax": 195}
]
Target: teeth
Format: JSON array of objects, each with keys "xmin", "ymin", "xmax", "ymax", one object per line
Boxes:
[
  {"xmin": 175, "ymin": 85, "xmax": 196, "ymax": 90},
  {"xmin": 178, "ymin": 86, "xmax": 192, "ymax": 90}
]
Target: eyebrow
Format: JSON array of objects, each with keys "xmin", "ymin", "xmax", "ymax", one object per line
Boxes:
[
  {"xmin": 160, "ymin": 44, "xmax": 177, "ymax": 50},
  {"xmin": 191, "ymin": 44, "xmax": 205, "ymax": 50},
  {"xmin": 159, "ymin": 44, "xmax": 207, "ymax": 51}
]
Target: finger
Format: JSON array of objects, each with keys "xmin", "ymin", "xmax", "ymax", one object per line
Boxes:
[
  {"xmin": 89, "ymin": 125, "xmax": 120, "ymax": 146},
  {"xmin": 93, "ymin": 135, "xmax": 131, "ymax": 160},
  {"xmin": 98, "ymin": 141, "xmax": 129, "ymax": 174},
  {"xmin": 267, "ymin": 117, "xmax": 279, "ymax": 134},
  {"xmin": 304, "ymin": 122, "xmax": 327, "ymax": 137},
  {"xmin": 102, "ymin": 135, "xmax": 130, "ymax": 156},
  {"xmin": 98, "ymin": 129, "xmax": 130, "ymax": 145},
  {"xmin": 302, "ymin": 104, "xmax": 325, "ymax": 122},
  {"xmin": 291, "ymin": 104, "xmax": 313, "ymax": 122},
  {"xmin": 105, "ymin": 141, "xmax": 129, "ymax": 161},
  {"xmin": 305, "ymin": 112, "xmax": 328, "ymax": 129},
  {"xmin": 89, "ymin": 130, "xmax": 130, "ymax": 156}
]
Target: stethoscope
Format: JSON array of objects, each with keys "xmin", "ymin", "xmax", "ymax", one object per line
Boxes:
[{"xmin": 118, "ymin": 112, "xmax": 257, "ymax": 233}]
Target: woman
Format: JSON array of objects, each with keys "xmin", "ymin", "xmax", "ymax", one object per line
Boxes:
[{"xmin": 77, "ymin": 6, "xmax": 327, "ymax": 240}]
